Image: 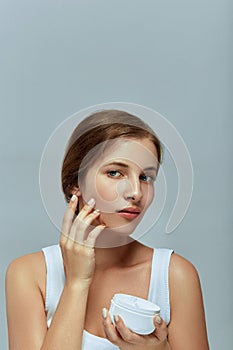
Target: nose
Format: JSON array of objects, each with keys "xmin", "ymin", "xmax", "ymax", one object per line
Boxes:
[{"xmin": 123, "ymin": 175, "xmax": 143, "ymax": 202}]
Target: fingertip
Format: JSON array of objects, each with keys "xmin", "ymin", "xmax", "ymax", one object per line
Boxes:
[
  {"xmin": 98, "ymin": 224, "xmax": 107, "ymax": 234},
  {"xmin": 155, "ymin": 315, "xmax": 162, "ymax": 325},
  {"xmin": 93, "ymin": 209, "xmax": 100, "ymax": 214},
  {"xmin": 87, "ymin": 198, "xmax": 95, "ymax": 207},
  {"xmin": 102, "ymin": 307, "xmax": 107, "ymax": 319},
  {"xmin": 70, "ymin": 194, "xmax": 78, "ymax": 203},
  {"xmin": 67, "ymin": 194, "xmax": 79, "ymax": 212}
]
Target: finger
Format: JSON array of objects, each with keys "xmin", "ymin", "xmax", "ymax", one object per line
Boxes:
[
  {"xmin": 152, "ymin": 315, "xmax": 168, "ymax": 342},
  {"xmin": 76, "ymin": 198, "xmax": 96, "ymax": 221},
  {"xmin": 102, "ymin": 309, "xmax": 123, "ymax": 347},
  {"xmin": 84, "ymin": 224, "xmax": 106, "ymax": 248},
  {"xmin": 80, "ymin": 209, "xmax": 101, "ymax": 226},
  {"xmin": 59, "ymin": 232, "xmax": 68, "ymax": 247},
  {"xmin": 69, "ymin": 210, "xmax": 101, "ymax": 242},
  {"xmin": 113, "ymin": 315, "xmax": 144, "ymax": 344},
  {"xmin": 60, "ymin": 194, "xmax": 79, "ymax": 238}
]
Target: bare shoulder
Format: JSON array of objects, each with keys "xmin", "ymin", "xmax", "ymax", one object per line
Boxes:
[
  {"xmin": 168, "ymin": 253, "xmax": 209, "ymax": 349},
  {"xmin": 169, "ymin": 252, "xmax": 200, "ymax": 285},
  {"xmin": 6, "ymin": 250, "xmax": 45, "ymax": 276},
  {"xmin": 169, "ymin": 252, "xmax": 203, "ymax": 308},
  {"xmin": 6, "ymin": 252, "xmax": 48, "ymax": 348},
  {"xmin": 6, "ymin": 251, "xmax": 46, "ymax": 296}
]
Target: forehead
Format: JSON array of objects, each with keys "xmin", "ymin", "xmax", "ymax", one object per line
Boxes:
[{"xmin": 95, "ymin": 138, "xmax": 159, "ymax": 170}]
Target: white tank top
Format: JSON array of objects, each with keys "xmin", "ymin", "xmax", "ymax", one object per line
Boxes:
[{"xmin": 42, "ymin": 245, "xmax": 173, "ymax": 350}]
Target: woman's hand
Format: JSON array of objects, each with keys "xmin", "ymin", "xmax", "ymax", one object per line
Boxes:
[
  {"xmin": 60, "ymin": 195, "xmax": 105, "ymax": 287},
  {"xmin": 102, "ymin": 308, "xmax": 170, "ymax": 349}
]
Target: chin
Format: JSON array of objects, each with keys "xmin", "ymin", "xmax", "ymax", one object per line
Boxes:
[{"xmin": 100, "ymin": 215, "xmax": 142, "ymax": 236}]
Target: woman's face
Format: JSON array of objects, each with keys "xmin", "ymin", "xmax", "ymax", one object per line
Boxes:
[{"xmin": 79, "ymin": 137, "xmax": 159, "ymax": 235}]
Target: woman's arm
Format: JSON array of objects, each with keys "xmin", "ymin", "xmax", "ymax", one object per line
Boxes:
[
  {"xmin": 6, "ymin": 253, "xmax": 48, "ymax": 349},
  {"xmin": 6, "ymin": 195, "xmax": 105, "ymax": 350},
  {"xmin": 6, "ymin": 253, "xmax": 90, "ymax": 350},
  {"xmin": 168, "ymin": 253, "xmax": 210, "ymax": 350}
]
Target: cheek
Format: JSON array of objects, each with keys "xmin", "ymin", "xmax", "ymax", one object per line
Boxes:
[
  {"xmin": 81, "ymin": 175, "xmax": 121, "ymax": 213},
  {"xmin": 143, "ymin": 185, "xmax": 155, "ymax": 206},
  {"xmin": 96, "ymin": 178, "xmax": 119, "ymax": 202}
]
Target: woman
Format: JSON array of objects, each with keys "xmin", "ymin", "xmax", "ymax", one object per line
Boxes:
[{"xmin": 6, "ymin": 110, "xmax": 209, "ymax": 349}]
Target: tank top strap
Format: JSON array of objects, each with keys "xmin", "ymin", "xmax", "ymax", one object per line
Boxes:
[
  {"xmin": 42, "ymin": 244, "xmax": 65, "ymax": 327},
  {"xmin": 148, "ymin": 248, "xmax": 174, "ymax": 325}
]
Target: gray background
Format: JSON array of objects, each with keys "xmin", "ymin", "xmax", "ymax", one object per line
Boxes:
[{"xmin": 1, "ymin": 0, "xmax": 232, "ymax": 349}]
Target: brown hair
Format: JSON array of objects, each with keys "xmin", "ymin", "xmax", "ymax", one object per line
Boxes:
[{"xmin": 61, "ymin": 109, "xmax": 163, "ymax": 204}]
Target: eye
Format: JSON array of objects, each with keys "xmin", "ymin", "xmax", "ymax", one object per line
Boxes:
[
  {"xmin": 140, "ymin": 174, "xmax": 156, "ymax": 182},
  {"xmin": 107, "ymin": 170, "xmax": 122, "ymax": 178}
]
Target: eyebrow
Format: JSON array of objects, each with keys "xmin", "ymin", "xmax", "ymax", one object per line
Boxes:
[{"xmin": 103, "ymin": 161, "xmax": 158, "ymax": 172}]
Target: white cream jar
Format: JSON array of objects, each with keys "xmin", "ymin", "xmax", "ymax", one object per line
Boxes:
[{"xmin": 109, "ymin": 293, "xmax": 160, "ymax": 335}]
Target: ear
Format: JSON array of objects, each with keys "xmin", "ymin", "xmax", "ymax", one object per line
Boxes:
[{"xmin": 71, "ymin": 186, "xmax": 82, "ymax": 197}]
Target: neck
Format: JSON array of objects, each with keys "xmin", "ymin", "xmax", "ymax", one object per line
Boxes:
[
  {"xmin": 94, "ymin": 240, "xmax": 142, "ymax": 270},
  {"xmin": 95, "ymin": 228, "xmax": 133, "ymax": 248}
]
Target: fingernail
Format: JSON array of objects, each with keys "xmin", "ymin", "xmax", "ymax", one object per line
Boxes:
[
  {"xmin": 102, "ymin": 308, "xmax": 107, "ymax": 319},
  {"xmin": 93, "ymin": 209, "xmax": 100, "ymax": 214},
  {"xmin": 71, "ymin": 194, "xmax": 77, "ymax": 202},
  {"xmin": 88, "ymin": 198, "xmax": 95, "ymax": 207},
  {"xmin": 114, "ymin": 314, "xmax": 119, "ymax": 323},
  {"xmin": 155, "ymin": 315, "xmax": 162, "ymax": 324}
]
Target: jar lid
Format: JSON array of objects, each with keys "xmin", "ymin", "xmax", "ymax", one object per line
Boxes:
[{"xmin": 112, "ymin": 294, "xmax": 160, "ymax": 316}]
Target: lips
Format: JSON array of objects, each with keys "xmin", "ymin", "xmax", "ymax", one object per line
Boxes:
[
  {"xmin": 118, "ymin": 207, "xmax": 141, "ymax": 214},
  {"xmin": 117, "ymin": 207, "xmax": 141, "ymax": 219}
]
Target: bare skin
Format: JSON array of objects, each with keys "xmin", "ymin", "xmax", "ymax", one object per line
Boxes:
[
  {"xmin": 6, "ymin": 196, "xmax": 209, "ymax": 350},
  {"xmin": 6, "ymin": 138, "xmax": 209, "ymax": 349}
]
